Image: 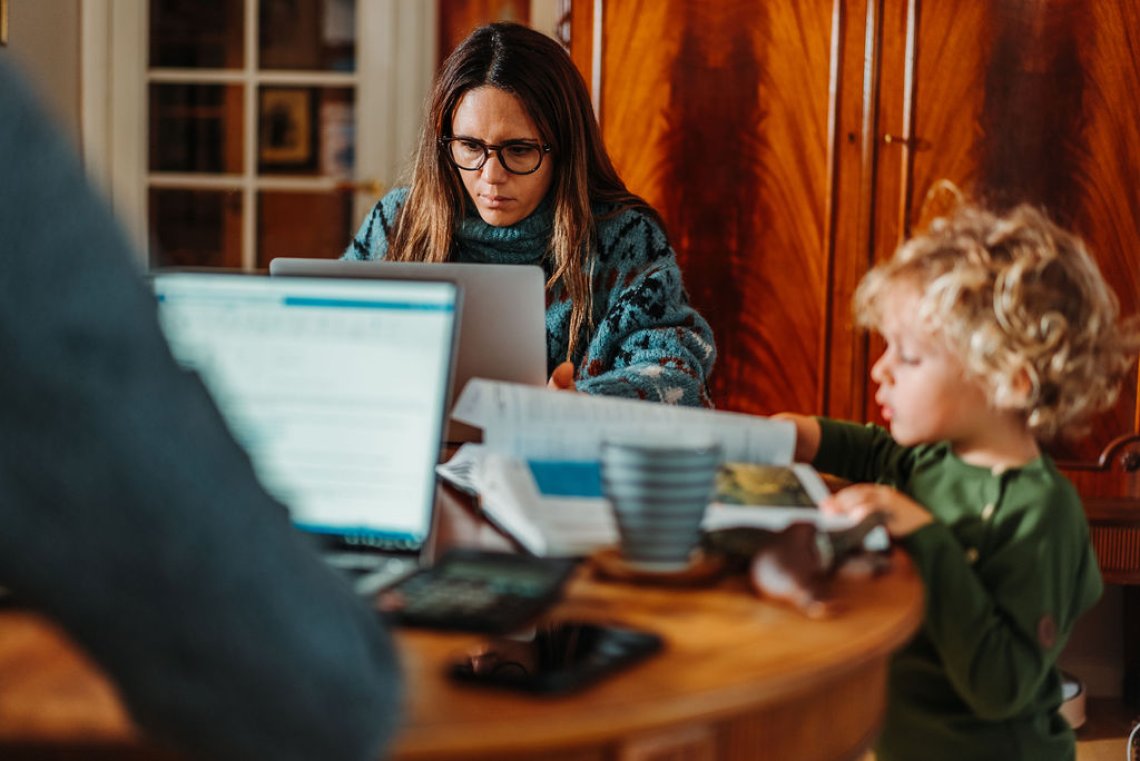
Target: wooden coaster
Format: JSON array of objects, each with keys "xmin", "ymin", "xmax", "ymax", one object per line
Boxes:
[{"xmin": 590, "ymin": 546, "xmax": 725, "ymax": 586}]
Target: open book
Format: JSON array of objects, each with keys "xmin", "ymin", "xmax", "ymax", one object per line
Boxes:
[
  {"xmin": 438, "ymin": 450, "xmax": 851, "ymax": 557},
  {"xmin": 437, "ymin": 383, "xmax": 855, "ymax": 557}
]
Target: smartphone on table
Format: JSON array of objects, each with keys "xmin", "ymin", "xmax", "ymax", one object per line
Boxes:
[{"xmin": 447, "ymin": 619, "xmax": 664, "ymax": 694}]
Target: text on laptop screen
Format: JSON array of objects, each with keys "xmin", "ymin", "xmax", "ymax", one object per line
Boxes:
[{"xmin": 153, "ymin": 273, "xmax": 458, "ymax": 547}]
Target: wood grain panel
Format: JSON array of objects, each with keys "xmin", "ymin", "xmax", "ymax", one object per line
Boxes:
[
  {"xmin": 1055, "ymin": 0, "xmax": 1140, "ymax": 474},
  {"xmin": 438, "ymin": 0, "xmax": 530, "ymax": 63},
  {"xmin": 866, "ymin": 0, "xmax": 912, "ymax": 259},
  {"xmin": 582, "ymin": 0, "xmax": 1137, "ymax": 500},
  {"xmin": 1065, "ymin": 433, "xmax": 1140, "ymax": 501},
  {"xmin": 899, "ymin": 0, "xmax": 1139, "ymax": 491},
  {"xmin": 1090, "ymin": 526, "xmax": 1140, "ymax": 586},
  {"xmin": 718, "ymin": 657, "xmax": 886, "ymax": 761},
  {"xmin": 566, "ymin": 0, "xmax": 592, "ymax": 94},
  {"xmin": 824, "ymin": 0, "xmax": 874, "ymax": 422},
  {"xmin": 864, "ymin": 0, "xmax": 992, "ymax": 437},
  {"xmin": 599, "ymin": 0, "xmax": 835, "ymax": 415}
]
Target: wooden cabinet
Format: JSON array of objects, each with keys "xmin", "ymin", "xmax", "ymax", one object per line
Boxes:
[
  {"xmin": 889, "ymin": 1, "xmax": 1140, "ymax": 505},
  {"xmin": 569, "ymin": 0, "xmax": 1140, "ymax": 702},
  {"xmin": 569, "ymin": 0, "xmax": 1139, "ymax": 499},
  {"xmin": 438, "ymin": 0, "xmax": 533, "ymax": 66}
]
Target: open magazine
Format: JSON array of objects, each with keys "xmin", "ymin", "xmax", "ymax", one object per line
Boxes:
[
  {"xmin": 436, "ymin": 380, "xmax": 886, "ymax": 557},
  {"xmin": 438, "ymin": 446, "xmax": 862, "ymax": 558},
  {"xmin": 437, "ymin": 391, "xmax": 870, "ymax": 558},
  {"xmin": 705, "ymin": 462, "xmax": 832, "ymax": 530}
]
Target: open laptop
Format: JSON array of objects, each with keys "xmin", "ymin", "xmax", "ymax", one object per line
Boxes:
[
  {"xmin": 151, "ymin": 271, "xmax": 460, "ymax": 595},
  {"xmin": 269, "ymin": 258, "xmax": 547, "ymax": 443}
]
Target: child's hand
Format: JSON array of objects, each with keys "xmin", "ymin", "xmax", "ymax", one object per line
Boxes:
[
  {"xmin": 821, "ymin": 484, "xmax": 932, "ymax": 538},
  {"xmin": 771, "ymin": 413, "xmax": 821, "ymax": 463}
]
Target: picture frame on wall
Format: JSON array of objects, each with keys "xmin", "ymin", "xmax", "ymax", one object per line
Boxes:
[{"xmin": 258, "ymin": 87, "xmax": 316, "ymax": 172}]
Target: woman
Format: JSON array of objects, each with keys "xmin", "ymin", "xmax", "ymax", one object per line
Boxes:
[{"xmin": 345, "ymin": 22, "xmax": 716, "ymax": 407}]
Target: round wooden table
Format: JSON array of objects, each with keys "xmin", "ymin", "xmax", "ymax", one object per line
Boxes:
[
  {"xmin": 0, "ymin": 488, "xmax": 923, "ymax": 761},
  {"xmin": 392, "ymin": 560, "xmax": 921, "ymax": 760}
]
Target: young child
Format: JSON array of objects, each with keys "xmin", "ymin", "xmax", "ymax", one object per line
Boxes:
[{"xmin": 779, "ymin": 203, "xmax": 1139, "ymax": 760}]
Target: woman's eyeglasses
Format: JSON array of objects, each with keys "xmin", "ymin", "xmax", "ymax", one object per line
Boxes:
[{"xmin": 440, "ymin": 137, "xmax": 552, "ymax": 175}]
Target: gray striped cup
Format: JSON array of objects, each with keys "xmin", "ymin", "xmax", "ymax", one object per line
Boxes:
[{"xmin": 600, "ymin": 438, "xmax": 722, "ymax": 571}]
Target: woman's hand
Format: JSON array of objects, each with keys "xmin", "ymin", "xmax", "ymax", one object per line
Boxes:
[
  {"xmin": 547, "ymin": 361, "xmax": 577, "ymax": 392},
  {"xmin": 821, "ymin": 484, "xmax": 932, "ymax": 538}
]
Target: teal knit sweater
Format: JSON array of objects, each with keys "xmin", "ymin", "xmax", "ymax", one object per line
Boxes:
[{"xmin": 346, "ymin": 187, "xmax": 717, "ymax": 407}]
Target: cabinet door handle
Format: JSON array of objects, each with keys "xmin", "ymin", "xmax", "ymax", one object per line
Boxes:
[{"xmin": 882, "ymin": 134, "xmax": 931, "ymax": 150}]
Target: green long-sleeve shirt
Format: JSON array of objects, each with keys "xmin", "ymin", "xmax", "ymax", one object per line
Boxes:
[{"xmin": 814, "ymin": 419, "xmax": 1102, "ymax": 761}]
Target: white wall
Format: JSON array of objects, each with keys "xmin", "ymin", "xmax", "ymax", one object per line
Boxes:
[{"xmin": 0, "ymin": 0, "xmax": 81, "ymax": 143}]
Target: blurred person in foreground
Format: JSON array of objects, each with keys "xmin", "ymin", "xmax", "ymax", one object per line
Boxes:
[{"xmin": 0, "ymin": 59, "xmax": 401, "ymax": 761}]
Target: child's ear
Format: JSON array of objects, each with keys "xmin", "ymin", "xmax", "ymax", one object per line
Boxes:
[
  {"xmin": 991, "ymin": 367, "xmax": 1035, "ymax": 411},
  {"xmin": 1008, "ymin": 367, "xmax": 1035, "ymax": 407}
]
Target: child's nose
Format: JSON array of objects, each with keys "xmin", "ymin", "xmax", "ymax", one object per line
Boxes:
[{"xmin": 870, "ymin": 354, "xmax": 891, "ymax": 384}]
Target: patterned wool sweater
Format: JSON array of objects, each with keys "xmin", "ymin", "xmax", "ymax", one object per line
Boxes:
[{"xmin": 345, "ymin": 187, "xmax": 717, "ymax": 407}]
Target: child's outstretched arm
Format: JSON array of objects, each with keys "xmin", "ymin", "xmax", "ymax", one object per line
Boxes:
[{"xmin": 772, "ymin": 413, "xmax": 821, "ymax": 463}]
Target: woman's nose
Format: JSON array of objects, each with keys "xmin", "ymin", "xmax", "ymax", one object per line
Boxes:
[{"xmin": 480, "ymin": 153, "xmax": 510, "ymax": 183}]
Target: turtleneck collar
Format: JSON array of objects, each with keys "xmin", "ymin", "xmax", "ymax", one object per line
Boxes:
[{"xmin": 455, "ymin": 192, "xmax": 555, "ymax": 265}]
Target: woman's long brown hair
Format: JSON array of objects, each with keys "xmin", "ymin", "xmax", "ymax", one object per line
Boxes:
[{"xmin": 387, "ymin": 22, "xmax": 659, "ymax": 360}]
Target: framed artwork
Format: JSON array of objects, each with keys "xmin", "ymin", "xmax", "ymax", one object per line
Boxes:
[{"xmin": 258, "ymin": 87, "xmax": 316, "ymax": 171}]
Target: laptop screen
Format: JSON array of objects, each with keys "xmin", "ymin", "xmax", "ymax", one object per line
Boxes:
[
  {"xmin": 269, "ymin": 258, "xmax": 547, "ymax": 443},
  {"xmin": 152, "ymin": 272, "xmax": 459, "ymax": 551}
]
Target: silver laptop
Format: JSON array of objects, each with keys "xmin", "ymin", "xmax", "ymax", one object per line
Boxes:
[
  {"xmin": 269, "ymin": 258, "xmax": 547, "ymax": 443},
  {"xmin": 152, "ymin": 271, "xmax": 460, "ymax": 594}
]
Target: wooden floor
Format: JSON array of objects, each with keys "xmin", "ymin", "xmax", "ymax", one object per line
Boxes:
[{"xmin": 1077, "ymin": 698, "xmax": 1139, "ymax": 761}]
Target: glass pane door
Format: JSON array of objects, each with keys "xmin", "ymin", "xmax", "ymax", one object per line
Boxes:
[{"xmin": 147, "ymin": 0, "xmax": 365, "ymax": 270}]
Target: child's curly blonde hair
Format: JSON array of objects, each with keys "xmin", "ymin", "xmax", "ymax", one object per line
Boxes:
[{"xmin": 855, "ymin": 203, "xmax": 1139, "ymax": 441}]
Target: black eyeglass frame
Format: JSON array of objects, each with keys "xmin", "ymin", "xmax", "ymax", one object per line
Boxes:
[{"xmin": 439, "ymin": 136, "xmax": 553, "ymax": 175}]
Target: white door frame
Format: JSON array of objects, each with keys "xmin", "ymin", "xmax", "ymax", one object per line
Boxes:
[{"xmin": 79, "ymin": 0, "xmax": 437, "ymax": 264}]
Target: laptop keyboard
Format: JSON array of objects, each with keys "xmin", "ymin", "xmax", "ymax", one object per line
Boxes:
[{"xmin": 333, "ymin": 556, "xmax": 420, "ymax": 597}]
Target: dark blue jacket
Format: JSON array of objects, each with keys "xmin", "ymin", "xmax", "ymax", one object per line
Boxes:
[{"xmin": 0, "ymin": 59, "xmax": 401, "ymax": 761}]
